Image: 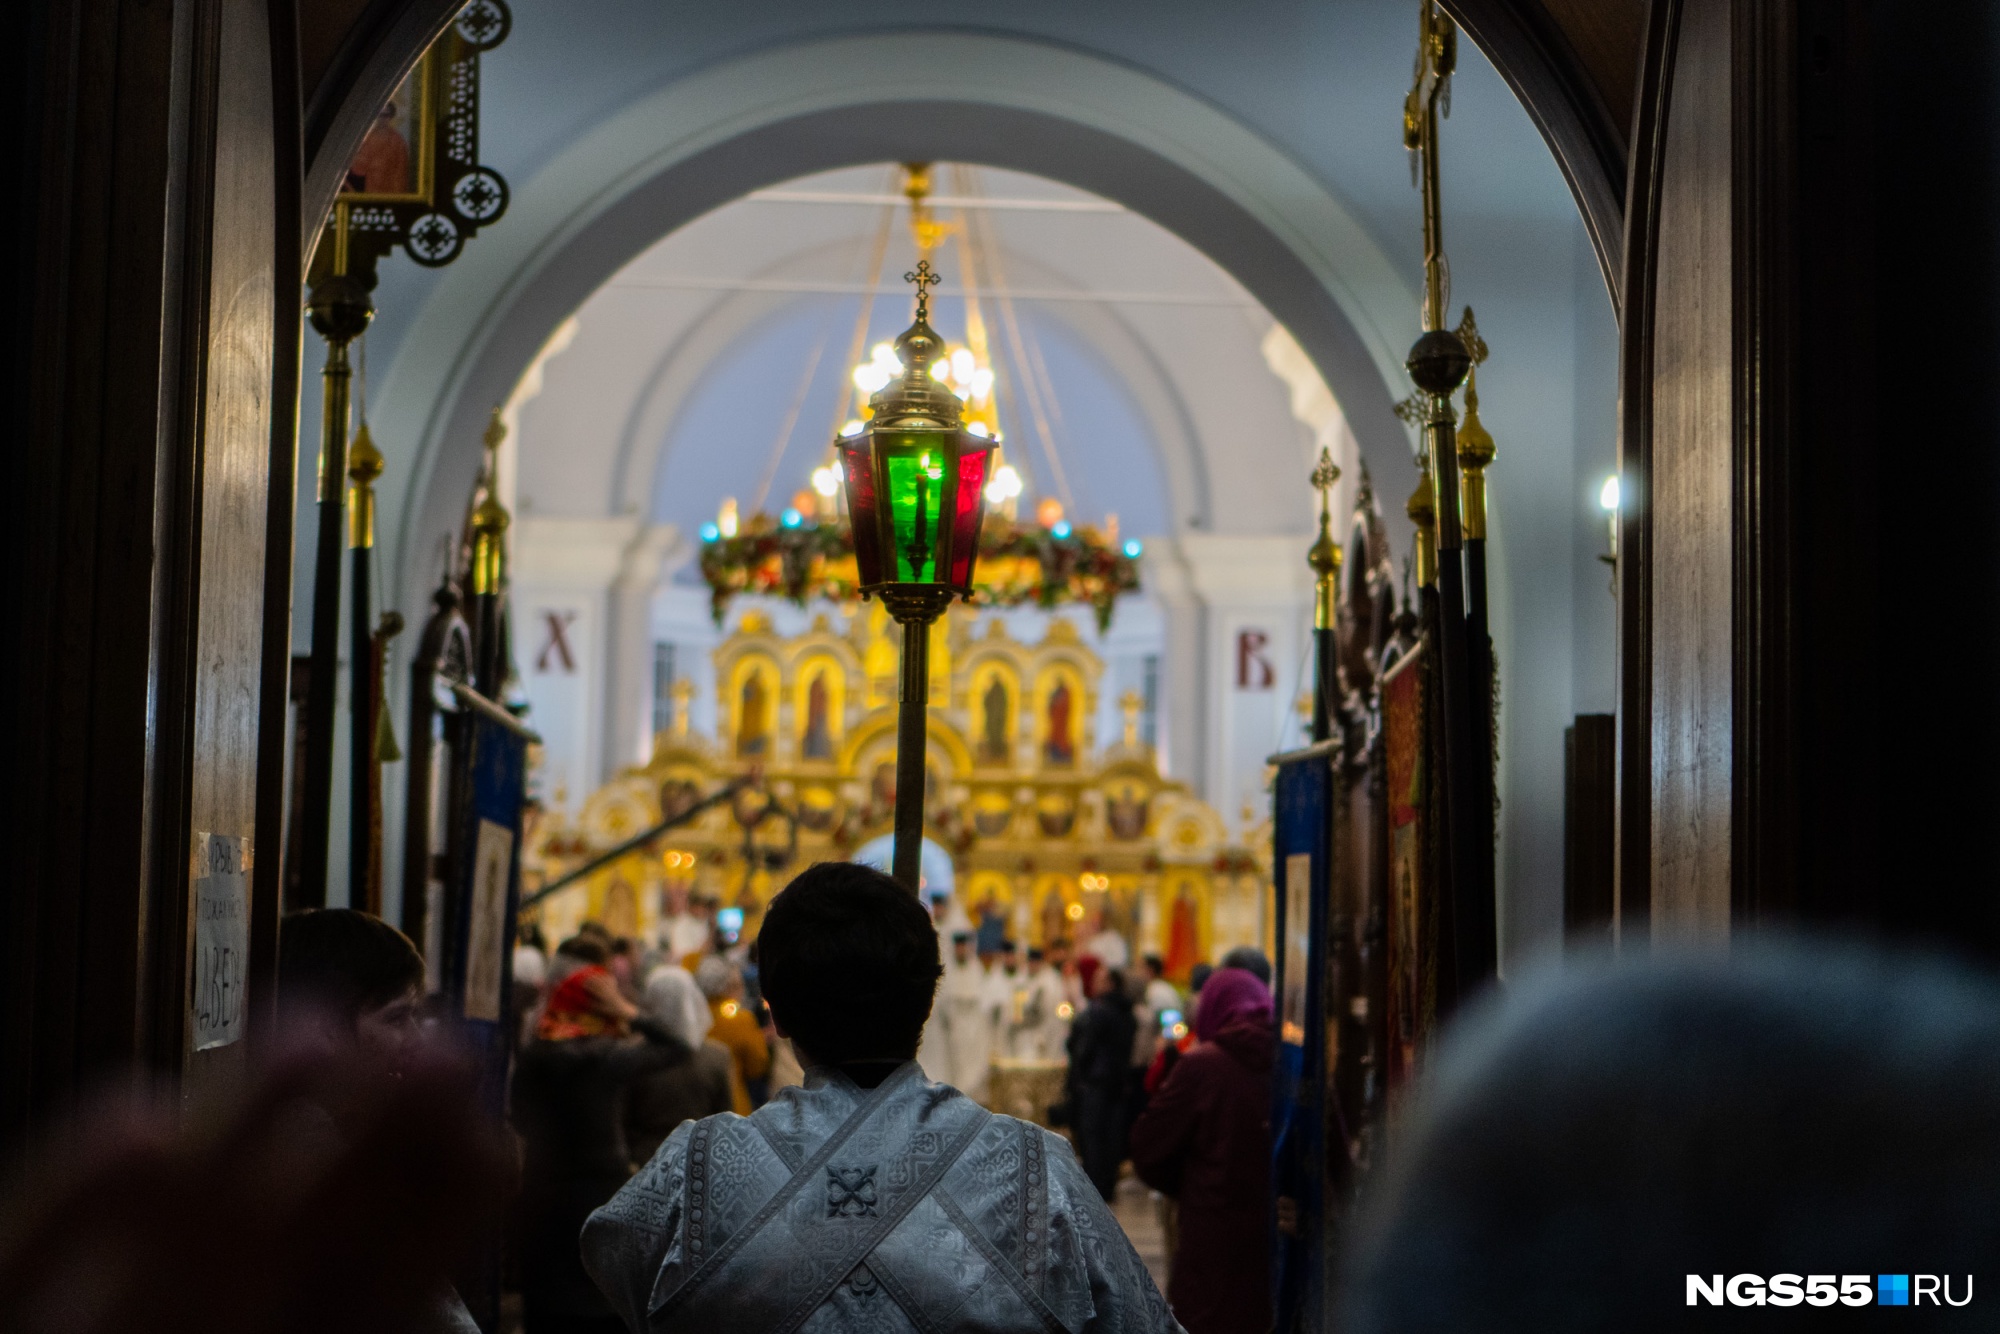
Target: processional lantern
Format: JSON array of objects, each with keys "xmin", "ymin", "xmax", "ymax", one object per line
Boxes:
[{"xmin": 837, "ymin": 261, "xmax": 997, "ymax": 890}]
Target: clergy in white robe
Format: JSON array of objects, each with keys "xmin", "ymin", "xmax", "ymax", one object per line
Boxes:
[
  {"xmin": 939, "ymin": 931, "xmax": 998, "ymax": 1101},
  {"xmin": 1018, "ymin": 947, "xmax": 1072, "ymax": 1060},
  {"xmin": 988, "ymin": 942, "xmax": 1028, "ymax": 1058},
  {"xmin": 583, "ymin": 863, "xmax": 1180, "ymax": 1334}
]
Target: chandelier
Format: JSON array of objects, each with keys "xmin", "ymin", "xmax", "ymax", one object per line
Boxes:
[{"xmin": 698, "ymin": 162, "xmax": 1136, "ymax": 626}]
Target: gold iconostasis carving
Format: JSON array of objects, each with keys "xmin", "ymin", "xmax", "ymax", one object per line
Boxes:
[{"xmin": 522, "ymin": 606, "xmax": 1271, "ymax": 977}]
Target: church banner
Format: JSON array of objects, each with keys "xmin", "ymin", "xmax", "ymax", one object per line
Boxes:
[
  {"xmin": 1269, "ymin": 740, "xmax": 1339, "ymax": 1334},
  {"xmin": 443, "ymin": 700, "xmax": 531, "ymax": 1108}
]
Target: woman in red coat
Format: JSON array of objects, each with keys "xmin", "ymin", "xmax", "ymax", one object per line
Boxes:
[{"xmin": 1127, "ymin": 966, "xmax": 1275, "ymax": 1334}]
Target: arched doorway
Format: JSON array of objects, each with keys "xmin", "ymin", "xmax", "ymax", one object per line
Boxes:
[{"xmin": 301, "ymin": 2, "xmax": 1624, "ymax": 972}]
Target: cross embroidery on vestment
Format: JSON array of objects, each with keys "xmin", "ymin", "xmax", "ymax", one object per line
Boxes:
[{"xmin": 826, "ymin": 1165, "xmax": 879, "ymax": 1218}]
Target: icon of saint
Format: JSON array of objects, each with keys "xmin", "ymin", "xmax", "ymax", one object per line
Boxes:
[
  {"xmin": 1044, "ymin": 681, "xmax": 1075, "ymax": 766},
  {"xmin": 802, "ymin": 670, "xmax": 833, "ymax": 759},
  {"xmin": 345, "ymin": 97, "xmax": 411, "ymax": 193},
  {"xmin": 980, "ymin": 675, "xmax": 1010, "ymax": 763},
  {"xmin": 736, "ymin": 672, "xmax": 769, "ymax": 758}
]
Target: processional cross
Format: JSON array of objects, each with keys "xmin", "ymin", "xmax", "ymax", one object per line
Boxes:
[{"xmin": 905, "ymin": 259, "xmax": 940, "ymax": 323}]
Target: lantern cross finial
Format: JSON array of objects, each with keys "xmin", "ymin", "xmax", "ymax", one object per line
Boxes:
[{"xmin": 905, "ymin": 259, "xmax": 940, "ymax": 322}]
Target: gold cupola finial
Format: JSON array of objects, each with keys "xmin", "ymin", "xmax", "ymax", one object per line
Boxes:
[
  {"xmin": 1119, "ymin": 687, "xmax": 1144, "ymax": 751},
  {"xmin": 1306, "ymin": 447, "xmax": 1344, "ymax": 630},
  {"xmin": 1407, "ymin": 457, "xmax": 1438, "ymax": 589},
  {"xmin": 1453, "ymin": 307, "xmax": 1495, "ymax": 540},
  {"xmin": 470, "ymin": 408, "xmax": 511, "ymax": 595},
  {"xmin": 346, "ymin": 420, "xmax": 384, "ymax": 549}
]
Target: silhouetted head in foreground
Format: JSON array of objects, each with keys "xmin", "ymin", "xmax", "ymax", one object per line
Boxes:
[
  {"xmin": 758, "ymin": 861, "xmax": 942, "ymax": 1067},
  {"xmin": 1343, "ymin": 942, "xmax": 2000, "ymax": 1332}
]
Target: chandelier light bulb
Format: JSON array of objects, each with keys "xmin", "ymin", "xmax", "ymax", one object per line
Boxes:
[
  {"xmin": 983, "ymin": 463, "xmax": 1021, "ymax": 505},
  {"xmin": 811, "ymin": 466, "xmax": 840, "ymax": 497}
]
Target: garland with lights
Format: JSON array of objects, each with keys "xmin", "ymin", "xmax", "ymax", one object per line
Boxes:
[{"xmin": 698, "ymin": 513, "xmax": 1142, "ymax": 630}]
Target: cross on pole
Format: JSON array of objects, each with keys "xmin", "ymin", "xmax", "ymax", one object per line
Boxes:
[
  {"xmin": 1403, "ymin": 1, "xmax": 1457, "ymax": 332},
  {"xmin": 904, "ymin": 259, "xmax": 940, "ymax": 322}
]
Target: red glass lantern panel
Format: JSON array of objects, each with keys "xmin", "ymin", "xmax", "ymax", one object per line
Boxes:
[
  {"xmin": 950, "ymin": 442, "xmax": 994, "ymax": 588},
  {"xmin": 835, "ymin": 435, "xmax": 884, "ymax": 587}
]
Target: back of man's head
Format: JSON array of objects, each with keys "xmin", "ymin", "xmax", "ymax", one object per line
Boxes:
[
  {"xmin": 278, "ymin": 909, "xmax": 424, "ymax": 1028},
  {"xmin": 1342, "ymin": 942, "xmax": 2000, "ymax": 1333},
  {"xmin": 758, "ymin": 862, "xmax": 942, "ymax": 1066},
  {"xmin": 1219, "ymin": 945, "xmax": 1271, "ymax": 986}
]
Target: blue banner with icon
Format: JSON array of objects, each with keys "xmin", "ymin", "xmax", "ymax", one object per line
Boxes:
[
  {"xmin": 443, "ymin": 704, "xmax": 528, "ymax": 1115},
  {"xmin": 1270, "ymin": 741, "xmax": 1337, "ymax": 1334}
]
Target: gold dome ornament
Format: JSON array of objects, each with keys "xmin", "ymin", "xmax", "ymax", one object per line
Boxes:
[
  {"xmin": 471, "ymin": 409, "xmax": 511, "ymax": 596},
  {"xmin": 1453, "ymin": 307, "xmax": 1495, "ymax": 541},
  {"xmin": 346, "ymin": 421, "xmax": 385, "ymax": 550},
  {"xmin": 1406, "ymin": 459, "xmax": 1438, "ymax": 589},
  {"xmin": 1306, "ymin": 447, "xmax": 1344, "ymax": 631}
]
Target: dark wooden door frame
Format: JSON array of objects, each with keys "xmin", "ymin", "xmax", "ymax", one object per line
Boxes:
[
  {"xmin": 1614, "ymin": 0, "xmax": 1679, "ymax": 947},
  {"xmin": 1445, "ymin": 0, "xmax": 1630, "ymax": 310}
]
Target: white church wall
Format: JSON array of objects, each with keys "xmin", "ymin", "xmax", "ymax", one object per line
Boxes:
[
  {"xmin": 514, "ymin": 516, "xmax": 636, "ymax": 807},
  {"xmin": 1164, "ymin": 534, "xmax": 1315, "ymax": 832}
]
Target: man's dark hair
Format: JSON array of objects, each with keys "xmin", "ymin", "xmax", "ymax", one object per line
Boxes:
[
  {"xmin": 1343, "ymin": 943, "xmax": 2000, "ymax": 1334},
  {"xmin": 1189, "ymin": 962, "xmax": 1214, "ymax": 993},
  {"xmin": 278, "ymin": 909, "xmax": 424, "ymax": 1026},
  {"xmin": 1142, "ymin": 952, "xmax": 1165, "ymax": 977},
  {"xmin": 556, "ymin": 934, "xmax": 609, "ymax": 965},
  {"xmin": 758, "ymin": 862, "xmax": 942, "ymax": 1065},
  {"xmin": 1219, "ymin": 945, "xmax": 1272, "ymax": 985}
]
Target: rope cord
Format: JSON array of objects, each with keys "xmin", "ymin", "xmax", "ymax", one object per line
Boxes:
[{"xmin": 960, "ymin": 169, "xmax": 1077, "ymax": 513}]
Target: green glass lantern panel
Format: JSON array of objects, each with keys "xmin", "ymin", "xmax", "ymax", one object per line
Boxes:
[{"xmin": 880, "ymin": 430, "xmax": 953, "ymax": 583}]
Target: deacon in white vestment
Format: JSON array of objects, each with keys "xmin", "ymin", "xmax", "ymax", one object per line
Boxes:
[
  {"xmin": 939, "ymin": 932, "xmax": 997, "ymax": 1101},
  {"xmin": 582, "ymin": 863, "xmax": 1180, "ymax": 1334},
  {"xmin": 583, "ymin": 1061, "xmax": 1179, "ymax": 1334},
  {"xmin": 988, "ymin": 942, "xmax": 1026, "ymax": 1058},
  {"xmin": 1018, "ymin": 947, "xmax": 1071, "ymax": 1060}
]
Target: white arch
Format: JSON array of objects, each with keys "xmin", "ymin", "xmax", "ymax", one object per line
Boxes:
[{"xmin": 370, "ymin": 29, "xmax": 1421, "ymax": 616}]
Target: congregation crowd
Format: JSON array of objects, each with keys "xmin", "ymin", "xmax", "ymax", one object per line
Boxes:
[{"xmin": 9, "ymin": 865, "xmax": 2000, "ymax": 1334}]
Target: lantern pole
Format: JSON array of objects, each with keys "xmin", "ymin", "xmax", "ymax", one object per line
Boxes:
[{"xmin": 885, "ymin": 595, "xmax": 951, "ymax": 891}]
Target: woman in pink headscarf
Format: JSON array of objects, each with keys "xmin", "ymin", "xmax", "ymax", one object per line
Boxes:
[{"xmin": 1127, "ymin": 966, "xmax": 1275, "ymax": 1334}]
